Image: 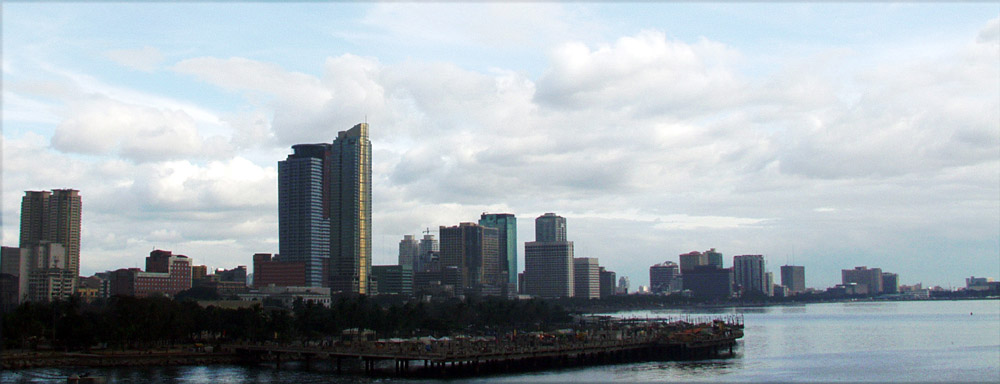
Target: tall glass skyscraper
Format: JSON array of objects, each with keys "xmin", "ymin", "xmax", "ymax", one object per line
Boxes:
[
  {"xmin": 329, "ymin": 123, "xmax": 372, "ymax": 294},
  {"xmin": 478, "ymin": 213, "xmax": 517, "ymax": 293},
  {"xmin": 278, "ymin": 144, "xmax": 331, "ymax": 287},
  {"xmin": 278, "ymin": 122, "xmax": 371, "ymax": 293}
]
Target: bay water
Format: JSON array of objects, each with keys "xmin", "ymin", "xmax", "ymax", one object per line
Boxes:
[{"xmin": 3, "ymin": 299, "xmax": 997, "ymax": 383}]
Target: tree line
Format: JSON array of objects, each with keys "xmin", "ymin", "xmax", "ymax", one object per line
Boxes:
[{"xmin": 1, "ymin": 294, "xmax": 571, "ymax": 351}]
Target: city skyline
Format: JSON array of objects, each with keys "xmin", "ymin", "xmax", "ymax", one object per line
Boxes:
[{"xmin": 2, "ymin": 3, "xmax": 998, "ymax": 289}]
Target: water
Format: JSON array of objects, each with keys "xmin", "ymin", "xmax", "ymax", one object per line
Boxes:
[{"xmin": 3, "ymin": 300, "xmax": 998, "ymax": 383}]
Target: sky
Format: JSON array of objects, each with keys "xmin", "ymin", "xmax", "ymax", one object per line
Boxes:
[{"xmin": 2, "ymin": 2, "xmax": 998, "ymax": 290}]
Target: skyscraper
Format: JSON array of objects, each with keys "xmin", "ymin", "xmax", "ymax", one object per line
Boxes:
[
  {"xmin": 398, "ymin": 235, "xmax": 419, "ymax": 270},
  {"xmin": 279, "ymin": 144, "xmax": 332, "ymax": 287},
  {"xmin": 279, "ymin": 122, "xmax": 371, "ymax": 293},
  {"xmin": 573, "ymin": 257, "xmax": 600, "ymax": 299},
  {"xmin": 329, "ymin": 123, "xmax": 372, "ymax": 294},
  {"xmin": 704, "ymin": 248, "xmax": 724, "ymax": 269},
  {"xmin": 19, "ymin": 189, "xmax": 81, "ymax": 278},
  {"xmin": 733, "ymin": 254, "xmax": 767, "ymax": 296},
  {"xmin": 679, "ymin": 251, "xmax": 707, "ymax": 273},
  {"xmin": 649, "ymin": 261, "xmax": 680, "ymax": 293},
  {"xmin": 479, "ymin": 213, "xmax": 517, "ymax": 293},
  {"xmin": 534, "ymin": 213, "xmax": 566, "ymax": 242},
  {"xmin": 524, "ymin": 213, "xmax": 574, "ymax": 298},
  {"xmin": 439, "ymin": 223, "xmax": 500, "ymax": 296},
  {"xmin": 780, "ymin": 265, "xmax": 806, "ymax": 294}
]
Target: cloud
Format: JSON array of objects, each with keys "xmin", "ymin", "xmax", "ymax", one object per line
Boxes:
[
  {"xmin": 535, "ymin": 30, "xmax": 745, "ymax": 117},
  {"xmin": 50, "ymin": 95, "xmax": 233, "ymax": 162},
  {"xmin": 977, "ymin": 17, "xmax": 999, "ymax": 44},
  {"xmin": 105, "ymin": 46, "xmax": 164, "ymax": 72}
]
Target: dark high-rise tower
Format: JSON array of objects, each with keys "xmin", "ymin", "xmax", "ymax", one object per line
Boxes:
[
  {"xmin": 278, "ymin": 144, "xmax": 331, "ymax": 287},
  {"xmin": 278, "ymin": 122, "xmax": 371, "ymax": 292},
  {"xmin": 478, "ymin": 213, "xmax": 517, "ymax": 293},
  {"xmin": 440, "ymin": 223, "xmax": 500, "ymax": 296},
  {"xmin": 329, "ymin": 123, "xmax": 372, "ymax": 294},
  {"xmin": 534, "ymin": 212, "xmax": 566, "ymax": 242}
]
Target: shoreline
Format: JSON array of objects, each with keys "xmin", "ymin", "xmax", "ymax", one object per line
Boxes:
[
  {"xmin": 4, "ymin": 297, "xmax": 995, "ymax": 371},
  {"xmin": 570, "ymin": 295, "xmax": 1000, "ymax": 314}
]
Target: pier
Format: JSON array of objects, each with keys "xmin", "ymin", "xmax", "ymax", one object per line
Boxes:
[{"xmin": 227, "ymin": 316, "xmax": 743, "ymax": 376}]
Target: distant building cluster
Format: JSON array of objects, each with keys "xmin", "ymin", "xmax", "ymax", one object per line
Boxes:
[{"xmin": 2, "ymin": 121, "xmax": 996, "ymax": 312}]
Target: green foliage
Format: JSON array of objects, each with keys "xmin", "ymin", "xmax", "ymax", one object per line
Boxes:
[{"xmin": 1, "ymin": 295, "xmax": 573, "ymax": 350}]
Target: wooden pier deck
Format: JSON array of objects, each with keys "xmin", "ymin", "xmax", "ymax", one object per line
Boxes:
[{"xmin": 227, "ymin": 317, "xmax": 743, "ymax": 376}]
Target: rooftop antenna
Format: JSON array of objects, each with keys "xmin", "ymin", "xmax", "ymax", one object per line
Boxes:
[{"xmin": 423, "ymin": 227, "xmax": 432, "ymax": 235}]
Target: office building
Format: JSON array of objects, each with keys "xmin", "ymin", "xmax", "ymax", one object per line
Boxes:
[
  {"xmin": 705, "ymin": 248, "xmax": 724, "ymax": 269},
  {"xmin": 733, "ymin": 254, "xmax": 767, "ymax": 296},
  {"xmin": 534, "ymin": 213, "xmax": 566, "ymax": 242},
  {"xmin": 881, "ymin": 272, "xmax": 899, "ymax": 294},
  {"xmin": 573, "ymin": 257, "xmax": 600, "ymax": 299},
  {"xmin": 780, "ymin": 265, "xmax": 806, "ymax": 295},
  {"xmin": 329, "ymin": 123, "xmax": 372, "ymax": 294},
  {"xmin": 371, "ymin": 265, "xmax": 413, "ymax": 296},
  {"xmin": 617, "ymin": 276, "xmax": 630, "ymax": 295},
  {"xmin": 110, "ymin": 250, "xmax": 192, "ymax": 297},
  {"xmin": 649, "ymin": 261, "xmax": 680, "ymax": 293},
  {"xmin": 24, "ymin": 242, "xmax": 75, "ymax": 303},
  {"xmin": 842, "ymin": 266, "xmax": 884, "ymax": 294},
  {"xmin": 18, "ymin": 189, "xmax": 82, "ymax": 294},
  {"xmin": 682, "ymin": 265, "xmax": 734, "ymax": 299},
  {"xmin": 216, "ymin": 266, "xmax": 248, "ymax": 285},
  {"xmin": 599, "ymin": 267, "xmax": 616, "ymax": 298},
  {"xmin": 279, "ymin": 123, "xmax": 371, "ymax": 293},
  {"xmin": 252, "ymin": 253, "xmax": 307, "ymax": 287},
  {"xmin": 1, "ymin": 247, "xmax": 29, "ymax": 309},
  {"xmin": 398, "ymin": 235, "xmax": 419, "ymax": 271},
  {"xmin": 679, "ymin": 251, "xmax": 707, "ymax": 273},
  {"xmin": 279, "ymin": 143, "xmax": 332, "ymax": 287},
  {"xmin": 523, "ymin": 213, "xmax": 574, "ymax": 298},
  {"xmin": 479, "ymin": 213, "xmax": 517, "ymax": 294},
  {"xmin": 440, "ymin": 223, "xmax": 501, "ymax": 296},
  {"xmin": 416, "ymin": 234, "xmax": 439, "ymax": 273}
]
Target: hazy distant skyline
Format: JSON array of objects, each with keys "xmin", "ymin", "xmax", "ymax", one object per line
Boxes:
[{"xmin": 3, "ymin": 3, "xmax": 997, "ymax": 289}]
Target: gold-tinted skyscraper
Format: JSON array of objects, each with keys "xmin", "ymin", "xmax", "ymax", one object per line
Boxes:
[{"xmin": 329, "ymin": 123, "xmax": 372, "ymax": 294}]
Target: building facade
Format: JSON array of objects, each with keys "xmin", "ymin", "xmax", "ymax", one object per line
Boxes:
[
  {"xmin": 110, "ymin": 250, "xmax": 192, "ymax": 297},
  {"xmin": 534, "ymin": 213, "xmax": 566, "ymax": 242},
  {"xmin": 683, "ymin": 265, "xmax": 734, "ymax": 299},
  {"xmin": 649, "ymin": 261, "xmax": 681, "ymax": 294},
  {"xmin": 398, "ymin": 235, "xmax": 419, "ymax": 271},
  {"xmin": 252, "ymin": 253, "xmax": 307, "ymax": 287},
  {"xmin": 780, "ymin": 265, "xmax": 806, "ymax": 295},
  {"xmin": 881, "ymin": 272, "xmax": 899, "ymax": 294},
  {"xmin": 279, "ymin": 123, "xmax": 371, "ymax": 293},
  {"xmin": 524, "ymin": 241, "xmax": 574, "ymax": 298},
  {"xmin": 279, "ymin": 143, "xmax": 332, "ymax": 287},
  {"xmin": 842, "ymin": 266, "xmax": 884, "ymax": 294},
  {"xmin": 440, "ymin": 223, "xmax": 501, "ymax": 296},
  {"xmin": 18, "ymin": 189, "xmax": 82, "ymax": 300},
  {"xmin": 679, "ymin": 251, "xmax": 707, "ymax": 273},
  {"xmin": 479, "ymin": 213, "xmax": 517, "ymax": 294},
  {"xmin": 733, "ymin": 254, "xmax": 767, "ymax": 297},
  {"xmin": 328, "ymin": 123, "xmax": 372, "ymax": 294},
  {"xmin": 573, "ymin": 257, "xmax": 600, "ymax": 299},
  {"xmin": 599, "ymin": 267, "xmax": 616, "ymax": 298},
  {"xmin": 371, "ymin": 265, "xmax": 413, "ymax": 296}
]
